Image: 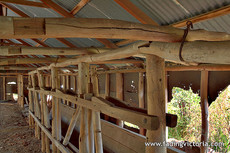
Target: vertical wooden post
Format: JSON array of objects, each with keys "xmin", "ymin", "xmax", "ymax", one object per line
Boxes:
[
  {"xmin": 73, "ymin": 76, "xmax": 76, "ymax": 108},
  {"xmin": 200, "ymin": 71, "xmax": 209, "ymax": 153},
  {"xmin": 165, "ymin": 71, "xmax": 168, "ymax": 141},
  {"xmin": 104, "ymin": 73, "xmax": 110, "ymax": 121},
  {"xmin": 17, "ymin": 75, "xmax": 24, "ymax": 108},
  {"xmin": 51, "ymin": 67, "xmax": 61, "ymax": 153},
  {"xmin": 31, "ymin": 73, "xmax": 41, "ymax": 140},
  {"xmin": 138, "ymin": 72, "xmax": 145, "ymax": 135},
  {"xmin": 66, "ymin": 75, "xmax": 70, "ymax": 106},
  {"xmin": 3, "ymin": 76, "xmax": 6, "ymax": 100},
  {"xmin": 116, "ymin": 73, "xmax": 124, "ymax": 127},
  {"xmin": 78, "ymin": 62, "xmax": 89, "ymax": 153},
  {"xmin": 62, "ymin": 75, "xmax": 66, "ymax": 104},
  {"xmin": 28, "ymin": 75, "xmax": 34, "ymax": 127},
  {"xmin": 146, "ymin": 55, "xmax": 166, "ymax": 153},
  {"xmin": 91, "ymin": 66, "xmax": 103, "ymax": 153}
]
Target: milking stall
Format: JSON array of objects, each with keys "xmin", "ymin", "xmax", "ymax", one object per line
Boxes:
[{"xmin": 0, "ymin": 0, "xmax": 229, "ymax": 153}]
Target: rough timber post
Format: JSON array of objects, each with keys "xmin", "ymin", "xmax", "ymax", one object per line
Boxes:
[
  {"xmin": 104, "ymin": 73, "xmax": 110, "ymax": 121},
  {"xmin": 37, "ymin": 70, "xmax": 51, "ymax": 153},
  {"xmin": 78, "ymin": 62, "xmax": 89, "ymax": 153},
  {"xmin": 51, "ymin": 67, "xmax": 61, "ymax": 153},
  {"xmin": 138, "ymin": 72, "xmax": 145, "ymax": 135},
  {"xmin": 3, "ymin": 76, "xmax": 6, "ymax": 100},
  {"xmin": 31, "ymin": 73, "xmax": 41, "ymax": 139},
  {"xmin": 28, "ymin": 75, "xmax": 34, "ymax": 127},
  {"xmin": 146, "ymin": 55, "xmax": 166, "ymax": 153},
  {"xmin": 17, "ymin": 75, "xmax": 24, "ymax": 108},
  {"xmin": 116, "ymin": 73, "xmax": 124, "ymax": 127},
  {"xmin": 200, "ymin": 71, "xmax": 209, "ymax": 153},
  {"xmin": 91, "ymin": 66, "xmax": 103, "ymax": 153}
]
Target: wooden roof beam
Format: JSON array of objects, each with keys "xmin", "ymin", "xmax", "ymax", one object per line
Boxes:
[
  {"xmin": 0, "ymin": 0, "xmax": 48, "ymax": 8},
  {"xmin": 0, "ymin": 46, "xmax": 93, "ymax": 56},
  {"xmin": 1, "ymin": 16, "xmax": 230, "ymax": 42},
  {"xmin": 0, "ymin": 66, "xmax": 36, "ymax": 70}
]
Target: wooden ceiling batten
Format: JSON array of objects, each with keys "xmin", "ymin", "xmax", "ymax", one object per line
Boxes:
[
  {"xmin": 40, "ymin": 0, "xmax": 117, "ymax": 49},
  {"xmin": 0, "ymin": 0, "xmax": 48, "ymax": 8},
  {"xmin": 71, "ymin": 0, "xmax": 90, "ymax": 15},
  {"xmin": 114, "ymin": 0, "xmax": 158, "ymax": 25}
]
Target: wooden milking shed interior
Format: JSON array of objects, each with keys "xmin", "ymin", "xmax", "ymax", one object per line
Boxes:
[{"xmin": 0, "ymin": 0, "xmax": 230, "ymax": 153}]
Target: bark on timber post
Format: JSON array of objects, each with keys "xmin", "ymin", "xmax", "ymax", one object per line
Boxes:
[
  {"xmin": 116, "ymin": 73, "xmax": 124, "ymax": 127},
  {"xmin": 91, "ymin": 66, "xmax": 103, "ymax": 153},
  {"xmin": 200, "ymin": 71, "xmax": 209, "ymax": 153},
  {"xmin": 78, "ymin": 63, "xmax": 89, "ymax": 153},
  {"xmin": 138, "ymin": 72, "xmax": 145, "ymax": 135},
  {"xmin": 17, "ymin": 75, "xmax": 24, "ymax": 108},
  {"xmin": 146, "ymin": 55, "xmax": 166, "ymax": 153},
  {"xmin": 66, "ymin": 75, "xmax": 70, "ymax": 106}
]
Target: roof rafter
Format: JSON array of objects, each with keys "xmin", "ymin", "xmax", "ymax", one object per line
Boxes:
[
  {"xmin": 0, "ymin": 0, "xmax": 48, "ymax": 8},
  {"xmin": 40, "ymin": 0, "xmax": 117, "ymax": 49},
  {"xmin": 71, "ymin": 0, "xmax": 89, "ymax": 15}
]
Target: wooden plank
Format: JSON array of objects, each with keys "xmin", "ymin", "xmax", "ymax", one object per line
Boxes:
[
  {"xmin": 28, "ymin": 88, "xmax": 160, "ymax": 130},
  {"xmin": 0, "ymin": 0, "xmax": 48, "ymax": 8},
  {"xmin": 116, "ymin": 73, "xmax": 124, "ymax": 127},
  {"xmin": 138, "ymin": 72, "xmax": 145, "ymax": 135},
  {"xmin": 146, "ymin": 55, "xmax": 166, "ymax": 153},
  {"xmin": 200, "ymin": 71, "xmax": 209, "ymax": 153},
  {"xmin": 29, "ymin": 111, "xmax": 70, "ymax": 153}
]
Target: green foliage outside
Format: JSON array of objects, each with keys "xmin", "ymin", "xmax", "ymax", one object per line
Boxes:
[{"xmin": 168, "ymin": 87, "xmax": 230, "ymax": 152}]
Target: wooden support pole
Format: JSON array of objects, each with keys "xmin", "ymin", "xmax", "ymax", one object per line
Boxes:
[
  {"xmin": 66, "ymin": 75, "xmax": 70, "ymax": 106},
  {"xmin": 63, "ymin": 106, "xmax": 81, "ymax": 145},
  {"xmin": 138, "ymin": 72, "xmax": 145, "ymax": 135},
  {"xmin": 91, "ymin": 66, "xmax": 103, "ymax": 153},
  {"xmin": 146, "ymin": 55, "xmax": 166, "ymax": 153},
  {"xmin": 78, "ymin": 62, "xmax": 89, "ymax": 153},
  {"xmin": 37, "ymin": 71, "xmax": 51, "ymax": 153},
  {"xmin": 2, "ymin": 76, "xmax": 5, "ymax": 100},
  {"xmin": 28, "ymin": 75, "xmax": 34, "ymax": 127},
  {"xmin": 51, "ymin": 67, "xmax": 61, "ymax": 153},
  {"xmin": 31, "ymin": 73, "xmax": 41, "ymax": 139},
  {"xmin": 104, "ymin": 73, "xmax": 110, "ymax": 121},
  {"xmin": 200, "ymin": 71, "xmax": 209, "ymax": 153},
  {"xmin": 116, "ymin": 73, "xmax": 124, "ymax": 127}
]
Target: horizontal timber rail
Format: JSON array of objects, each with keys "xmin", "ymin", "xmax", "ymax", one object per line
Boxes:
[
  {"xmin": 1, "ymin": 16, "xmax": 230, "ymax": 41},
  {"xmin": 28, "ymin": 87, "xmax": 160, "ymax": 130}
]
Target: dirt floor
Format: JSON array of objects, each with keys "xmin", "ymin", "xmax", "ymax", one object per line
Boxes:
[{"xmin": 0, "ymin": 101, "xmax": 41, "ymax": 153}]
